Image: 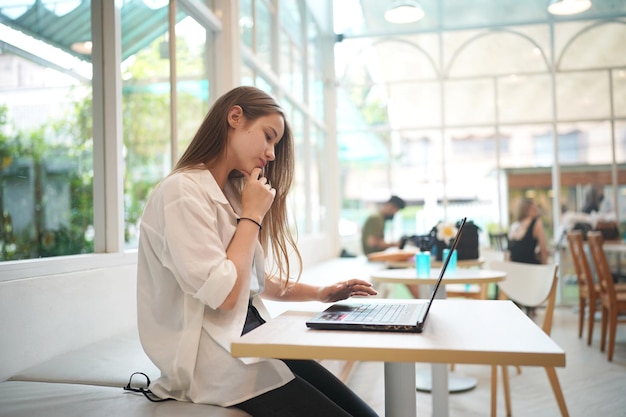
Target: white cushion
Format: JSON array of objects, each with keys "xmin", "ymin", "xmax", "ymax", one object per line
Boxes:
[
  {"xmin": 0, "ymin": 381, "xmax": 250, "ymax": 417},
  {"xmin": 9, "ymin": 330, "xmax": 158, "ymax": 388}
]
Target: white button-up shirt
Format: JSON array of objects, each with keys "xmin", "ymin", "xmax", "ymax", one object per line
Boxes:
[{"xmin": 137, "ymin": 167, "xmax": 294, "ymax": 406}]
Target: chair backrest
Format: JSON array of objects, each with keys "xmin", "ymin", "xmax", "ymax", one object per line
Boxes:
[
  {"xmin": 489, "ymin": 260, "xmax": 559, "ymax": 335},
  {"xmin": 489, "ymin": 232, "xmax": 509, "ymax": 251},
  {"xmin": 587, "ymin": 231, "xmax": 617, "ymax": 304},
  {"xmin": 566, "ymin": 230, "xmax": 596, "ymax": 296}
]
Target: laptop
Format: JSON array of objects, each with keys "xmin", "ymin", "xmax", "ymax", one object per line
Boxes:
[{"xmin": 306, "ymin": 217, "xmax": 467, "ymax": 333}]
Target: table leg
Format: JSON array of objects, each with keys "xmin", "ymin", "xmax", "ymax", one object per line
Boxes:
[
  {"xmin": 431, "ymin": 363, "xmax": 449, "ymax": 417},
  {"xmin": 384, "ymin": 362, "xmax": 417, "ymax": 417},
  {"xmin": 416, "ymin": 284, "xmax": 476, "ymax": 417}
]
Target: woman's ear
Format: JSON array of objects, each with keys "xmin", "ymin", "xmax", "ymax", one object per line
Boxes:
[{"xmin": 227, "ymin": 105, "xmax": 244, "ymax": 128}]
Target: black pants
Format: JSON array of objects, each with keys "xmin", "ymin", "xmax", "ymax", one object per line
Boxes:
[
  {"xmin": 233, "ymin": 359, "xmax": 379, "ymax": 417},
  {"xmin": 233, "ymin": 302, "xmax": 379, "ymax": 417}
]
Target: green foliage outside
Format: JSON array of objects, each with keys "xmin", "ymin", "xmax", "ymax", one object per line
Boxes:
[
  {"xmin": 0, "ymin": 31, "xmax": 208, "ymax": 260},
  {"xmin": 0, "ymin": 97, "xmax": 95, "ymax": 260}
]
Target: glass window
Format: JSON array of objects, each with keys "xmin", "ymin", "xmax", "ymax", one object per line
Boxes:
[
  {"xmin": 310, "ymin": 125, "xmax": 325, "ymax": 234},
  {"xmin": 613, "ymin": 69, "xmax": 626, "ymax": 118},
  {"xmin": 446, "ymin": 29, "xmax": 547, "ymax": 78},
  {"xmin": 444, "ymin": 127, "xmax": 500, "ymax": 236},
  {"xmin": 279, "ymin": 32, "xmax": 304, "ymax": 102},
  {"xmin": 555, "ymin": 122, "xmax": 612, "ymax": 165},
  {"xmin": 499, "ymin": 124, "xmax": 553, "ymax": 168},
  {"xmin": 121, "ymin": 7, "xmax": 172, "ymax": 249},
  {"xmin": 173, "ymin": 16, "xmax": 211, "ymax": 155},
  {"xmin": 617, "ymin": 121, "xmax": 626, "ymax": 164},
  {"xmin": 498, "ymin": 74, "xmax": 551, "ymax": 123},
  {"xmin": 558, "ymin": 21, "xmax": 626, "ymax": 71},
  {"xmin": 444, "ymin": 79, "xmax": 495, "ymax": 126},
  {"xmin": 240, "ymin": 0, "xmax": 253, "ymax": 50},
  {"xmin": 255, "ymin": 0, "xmax": 273, "ymax": 71},
  {"xmin": 0, "ymin": 8, "xmax": 93, "ymax": 260},
  {"xmin": 288, "ymin": 102, "xmax": 307, "ymax": 234},
  {"xmin": 121, "ymin": 3, "xmax": 214, "ymax": 250},
  {"xmin": 388, "ymin": 81, "xmax": 441, "ymax": 129},
  {"xmin": 338, "ymin": 38, "xmax": 438, "ymax": 85},
  {"xmin": 307, "ymin": 17, "xmax": 324, "ymax": 120},
  {"xmin": 555, "ymin": 71, "xmax": 610, "ymax": 121},
  {"xmin": 280, "ymin": 0, "xmax": 302, "ymax": 49}
]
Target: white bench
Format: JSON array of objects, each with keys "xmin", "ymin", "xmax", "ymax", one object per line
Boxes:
[
  {"xmin": 0, "ymin": 381, "xmax": 249, "ymax": 417},
  {"xmin": 0, "ymin": 260, "xmax": 248, "ymax": 417},
  {"xmin": 1, "ymin": 329, "xmax": 248, "ymax": 416},
  {"xmin": 0, "ymin": 256, "xmax": 384, "ymax": 416}
]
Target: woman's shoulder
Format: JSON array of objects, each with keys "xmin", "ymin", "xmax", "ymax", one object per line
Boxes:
[
  {"xmin": 161, "ymin": 168, "xmax": 215, "ymax": 190},
  {"xmin": 508, "ymin": 219, "xmax": 529, "ymax": 240},
  {"xmin": 155, "ymin": 169, "xmax": 225, "ymax": 205}
]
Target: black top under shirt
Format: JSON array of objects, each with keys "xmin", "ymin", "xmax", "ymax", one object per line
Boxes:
[
  {"xmin": 508, "ymin": 217, "xmax": 540, "ymax": 264},
  {"xmin": 242, "ymin": 299, "xmax": 266, "ymax": 335}
]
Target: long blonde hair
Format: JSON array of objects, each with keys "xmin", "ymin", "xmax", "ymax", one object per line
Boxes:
[
  {"xmin": 174, "ymin": 86, "xmax": 301, "ymax": 291},
  {"xmin": 514, "ymin": 198, "xmax": 535, "ymax": 222}
]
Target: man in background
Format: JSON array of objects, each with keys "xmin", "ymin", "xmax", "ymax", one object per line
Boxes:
[
  {"xmin": 361, "ymin": 195, "xmax": 406, "ymax": 255},
  {"xmin": 582, "ymin": 184, "xmax": 605, "ymax": 214}
]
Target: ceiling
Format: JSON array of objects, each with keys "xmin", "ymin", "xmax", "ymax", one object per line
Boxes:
[
  {"xmin": 0, "ymin": 0, "xmax": 183, "ymax": 64},
  {"xmin": 336, "ymin": 0, "xmax": 626, "ymax": 39},
  {"xmin": 2, "ymin": 0, "xmax": 626, "ymax": 67}
]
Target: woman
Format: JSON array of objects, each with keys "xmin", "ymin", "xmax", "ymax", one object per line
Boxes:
[
  {"xmin": 136, "ymin": 86, "xmax": 379, "ymax": 417},
  {"xmin": 508, "ymin": 198, "xmax": 549, "ymax": 265}
]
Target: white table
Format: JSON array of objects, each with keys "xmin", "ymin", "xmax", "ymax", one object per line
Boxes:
[
  {"xmin": 231, "ymin": 299, "xmax": 565, "ymax": 417},
  {"xmin": 369, "ymin": 267, "xmax": 505, "ymax": 300}
]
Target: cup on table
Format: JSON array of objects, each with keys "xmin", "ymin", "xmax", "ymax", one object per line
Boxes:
[
  {"xmin": 442, "ymin": 248, "xmax": 457, "ymax": 272},
  {"xmin": 415, "ymin": 252, "xmax": 431, "ymax": 277}
]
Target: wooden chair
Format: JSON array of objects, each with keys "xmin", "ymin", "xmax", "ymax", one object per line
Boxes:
[
  {"xmin": 489, "ymin": 232, "xmax": 509, "ymax": 252},
  {"xmin": 586, "ymin": 231, "xmax": 626, "ymax": 362},
  {"xmin": 488, "ymin": 260, "xmax": 569, "ymax": 417},
  {"xmin": 566, "ymin": 230, "xmax": 626, "ymax": 346},
  {"xmin": 567, "ymin": 230, "xmax": 599, "ymax": 345}
]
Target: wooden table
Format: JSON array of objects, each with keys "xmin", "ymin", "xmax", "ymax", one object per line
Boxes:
[{"xmin": 231, "ymin": 299, "xmax": 565, "ymax": 417}]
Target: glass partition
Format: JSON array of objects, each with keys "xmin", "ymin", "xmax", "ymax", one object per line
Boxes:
[
  {"xmin": 336, "ymin": 14, "xmax": 626, "ymax": 273},
  {"xmin": 0, "ymin": 5, "xmax": 93, "ymax": 260},
  {"xmin": 122, "ymin": 7, "xmax": 213, "ymax": 248}
]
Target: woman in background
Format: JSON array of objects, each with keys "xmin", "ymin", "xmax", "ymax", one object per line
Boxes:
[
  {"xmin": 507, "ymin": 198, "xmax": 549, "ymax": 316},
  {"xmin": 508, "ymin": 198, "xmax": 549, "ymax": 265}
]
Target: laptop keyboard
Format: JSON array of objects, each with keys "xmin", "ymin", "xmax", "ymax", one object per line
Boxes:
[{"xmin": 344, "ymin": 303, "xmax": 407, "ymax": 323}]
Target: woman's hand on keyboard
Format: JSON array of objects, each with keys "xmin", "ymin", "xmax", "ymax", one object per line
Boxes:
[{"xmin": 318, "ymin": 279, "xmax": 378, "ymax": 303}]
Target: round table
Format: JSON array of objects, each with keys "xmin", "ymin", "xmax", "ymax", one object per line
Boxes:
[
  {"xmin": 370, "ymin": 267, "xmax": 506, "ymax": 393},
  {"xmin": 371, "ymin": 267, "xmax": 504, "ymax": 300},
  {"xmin": 385, "ymin": 257, "xmax": 486, "ymax": 270}
]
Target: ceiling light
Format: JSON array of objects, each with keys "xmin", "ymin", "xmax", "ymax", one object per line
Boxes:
[
  {"xmin": 384, "ymin": 0, "xmax": 424, "ymax": 24},
  {"xmin": 547, "ymin": 0, "xmax": 592, "ymax": 16}
]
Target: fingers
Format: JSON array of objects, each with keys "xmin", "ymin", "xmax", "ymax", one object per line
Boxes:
[
  {"xmin": 248, "ymin": 167, "xmax": 274, "ymax": 190},
  {"xmin": 241, "ymin": 168, "xmax": 276, "ymax": 221},
  {"xmin": 345, "ymin": 279, "xmax": 374, "ymax": 289},
  {"xmin": 342, "ymin": 280, "xmax": 378, "ymax": 297},
  {"xmin": 247, "ymin": 167, "xmax": 262, "ymax": 180}
]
